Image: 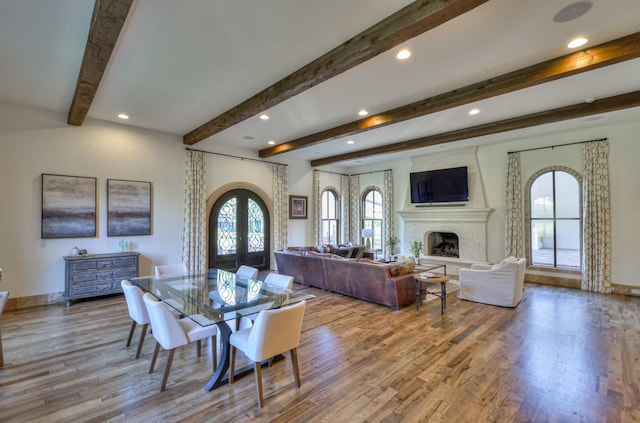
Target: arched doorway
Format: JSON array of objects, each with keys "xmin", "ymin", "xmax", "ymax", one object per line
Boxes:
[{"xmin": 209, "ymin": 189, "xmax": 270, "ymax": 272}]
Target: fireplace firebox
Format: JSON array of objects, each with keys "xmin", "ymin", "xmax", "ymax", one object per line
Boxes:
[{"xmin": 428, "ymin": 232, "xmax": 459, "ymax": 258}]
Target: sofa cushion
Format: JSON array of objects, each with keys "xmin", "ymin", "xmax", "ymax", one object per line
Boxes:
[{"xmin": 388, "ymin": 261, "xmax": 416, "ymax": 276}]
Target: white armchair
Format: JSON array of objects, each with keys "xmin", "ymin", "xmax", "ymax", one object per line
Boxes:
[{"xmin": 458, "ymin": 257, "xmax": 526, "ymax": 307}]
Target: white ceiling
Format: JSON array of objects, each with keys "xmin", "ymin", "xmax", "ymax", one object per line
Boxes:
[{"xmin": 1, "ymin": 0, "xmax": 640, "ymax": 167}]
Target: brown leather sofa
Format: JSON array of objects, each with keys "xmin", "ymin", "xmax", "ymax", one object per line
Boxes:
[{"xmin": 274, "ymin": 248, "xmax": 416, "ymax": 310}]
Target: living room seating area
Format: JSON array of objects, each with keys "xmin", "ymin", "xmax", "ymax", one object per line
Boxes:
[{"xmin": 275, "ymin": 245, "xmax": 416, "ymax": 310}]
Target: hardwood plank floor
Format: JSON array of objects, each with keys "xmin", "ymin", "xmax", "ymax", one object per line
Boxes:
[{"xmin": 0, "ymin": 283, "xmax": 639, "ymax": 422}]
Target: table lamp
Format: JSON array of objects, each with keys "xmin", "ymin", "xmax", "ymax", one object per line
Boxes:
[{"xmin": 362, "ymin": 228, "xmax": 373, "ymax": 249}]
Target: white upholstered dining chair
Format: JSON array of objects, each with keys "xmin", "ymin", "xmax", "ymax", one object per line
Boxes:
[
  {"xmin": 154, "ymin": 263, "xmax": 188, "ymax": 278},
  {"xmin": 143, "ymin": 292, "xmax": 218, "ymax": 392},
  {"xmin": 121, "ymin": 280, "xmax": 152, "ymax": 359},
  {"xmin": 237, "ymin": 273, "xmax": 294, "ymax": 331},
  {"xmin": 229, "ymin": 300, "xmax": 307, "ymax": 408},
  {"xmin": 236, "ymin": 265, "xmax": 259, "ymax": 280}
]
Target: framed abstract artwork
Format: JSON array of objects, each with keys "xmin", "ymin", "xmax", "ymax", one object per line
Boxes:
[
  {"xmin": 289, "ymin": 195, "xmax": 308, "ymax": 219},
  {"xmin": 107, "ymin": 179, "xmax": 152, "ymax": 236},
  {"xmin": 41, "ymin": 174, "xmax": 97, "ymax": 238}
]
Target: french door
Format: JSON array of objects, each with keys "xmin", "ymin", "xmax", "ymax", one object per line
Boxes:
[{"xmin": 208, "ymin": 189, "xmax": 270, "ymax": 272}]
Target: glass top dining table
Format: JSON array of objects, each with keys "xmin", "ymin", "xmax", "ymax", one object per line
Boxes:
[{"xmin": 129, "ymin": 268, "xmax": 314, "ymax": 391}]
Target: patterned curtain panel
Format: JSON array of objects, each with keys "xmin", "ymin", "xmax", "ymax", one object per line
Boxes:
[
  {"xmin": 582, "ymin": 140, "xmax": 612, "ymax": 293},
  {"xmin": 182, "ymin": 150, "xmax": 206, "ymax": 275},
  {"xmin": 349, "ymin": 175, "xmax": 360, "ymax": 243},
  {"xmin": 273, "ymin": 164, "xmax": 288, "ymax": 251},
  {"xmin": 505, "ymin": 152, "xmax": 524, "ymax": 258},
  {"xmin": 383, "ymin": 170, "xmax": 394, "ymax": 257},
  {"xmin": 313, "ymin": 170, "xmax": 321, "ymax": 245},
  {"xmin": 340, "ymin": 175, "xmax": 350, "ymax": 244}
]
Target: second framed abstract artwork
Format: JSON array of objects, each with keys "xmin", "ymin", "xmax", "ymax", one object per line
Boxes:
[{"xmin": 107, "ymin": 179, "xmax": 152, "ymax": 236}]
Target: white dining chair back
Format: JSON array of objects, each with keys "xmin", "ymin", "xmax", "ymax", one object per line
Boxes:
[
  {"xmin": 154, "ymin": 263, "xmax": 188, "ymax": 278},
  {"xmin": 237, "ymin": 273, "xmax": 294, "ymax": 331},
  {"xmin": 121, "ymin": 280, "xmax": 151, "ymax": 359},
  {"xmin": 263, "ymin": 273, "xmax": 294, "ymax": 290},
  {"xmin": 236, "ymin": 265, "xmax": 259, "ymax": 281},
  {"xmin": 229, "ymin": 300, "xmax": 307, "ymax": 408},
  {"xmin": 143, "ymin": 292, "xmax": 218, "ymax": 391}
]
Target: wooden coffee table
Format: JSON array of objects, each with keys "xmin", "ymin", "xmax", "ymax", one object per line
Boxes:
[{"xmin": 415, "ymin": 273, "xmax": 450, "ymax": 314}]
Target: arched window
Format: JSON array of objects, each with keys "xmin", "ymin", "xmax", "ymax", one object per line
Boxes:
[
  {"xmin": 321, "ymin": 189, "xmax": 339, "ymax": 244},
  {"xmin": 362, "ymin": 188, "xmax": 383, "ymax": 250},
  {"xmin": 529, "ymin": 169, "xmax": 581, "ymax": 269}
]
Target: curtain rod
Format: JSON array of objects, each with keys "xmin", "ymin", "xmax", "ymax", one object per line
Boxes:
[
  {"xmin": 186, "ymin": 148, "xmax": 288, "ymax": 166},
  {"xmin": 315, "ymin": 168, "xmax": 392, "ymax": 177},
  {"xmin": 351, "ymin": 168, "xmax": 392, "ymax": 176},
  {"xmin": 507, "ymin": 137, "xmax": 607, "ymax": 154}
]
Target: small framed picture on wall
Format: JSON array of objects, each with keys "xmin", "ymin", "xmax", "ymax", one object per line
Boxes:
[{"xmin": 289, "ymin": 195, "xmax": 308, "ymax": 219}]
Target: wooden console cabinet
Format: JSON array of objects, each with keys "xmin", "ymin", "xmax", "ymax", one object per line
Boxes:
[{"xmin": 64, "ymin": 252, "xmax": 139, "ymax": 306}]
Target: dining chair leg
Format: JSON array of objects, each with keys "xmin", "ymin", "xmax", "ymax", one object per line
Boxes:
[
  {"xmin": 229, "ymin": 345, "xmax": 236, "ymax": 384},
  {"xmin": 290, "ymin": 348, "xmax": 301, "ymax": 388},
  {"xmin": 150, "ymin": 342, "xmax": 161, "ymax": 373},
  {"xmin": 196, "ymin": 339, "xmax": 202, "ymax": 357},
  {"xmin": 254, "ymin": 362, "xmax": 264, "ymax": 408},
  {"xmin": 135, "ymin": 323, "xmax": 148, "ymax": 359},
  {"xmin": 211, "ymin": 335, "xmax": 217, "ymax": 371},
  {"xmin": 161, "ymin": 349, "xmax": 176, "ymax": 392},
  {"xmin": 126, "ymin": 321, "xmax": 137, "ymax": 347}
]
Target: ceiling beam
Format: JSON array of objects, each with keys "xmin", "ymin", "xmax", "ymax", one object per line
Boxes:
[
  {"xmin": 310, "ymin": 90, "xmax": 640, "ymax": 166},
  {"xmin": 262, "ymin": 31, "xmax": 640, "ymax": 158},
  {"xmin": 67, "ymin": 0, "xmax": 134, "ymax": 126},
  {"xmin": 183, "ymin": 0, "xmax": 489, "ymax": 145}
]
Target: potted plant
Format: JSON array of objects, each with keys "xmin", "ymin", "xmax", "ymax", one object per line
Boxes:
[
  {"xmin": 385, "ymin": 235, "xmax": 400, "ymax": 258},
  {"xmin": 410, "ymin": 239, "xmax": 424, "ymax": 261}
]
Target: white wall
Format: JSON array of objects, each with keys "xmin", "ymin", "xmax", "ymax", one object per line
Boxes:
[
  {"xmin": 0, "ymin": 102, "xmax": 322, "ymax": 299},
  {"xmin": 0, "ymin": 103, "xmax": 186, "ymax": 298},
  {"xmin": 477, "ymin": 120, "xmax": 640, "ymax": 287}
]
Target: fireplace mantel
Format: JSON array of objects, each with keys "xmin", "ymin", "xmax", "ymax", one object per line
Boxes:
[{"xmin": 398, "ymin": 208, "xmax": 493, "ymax": 222}]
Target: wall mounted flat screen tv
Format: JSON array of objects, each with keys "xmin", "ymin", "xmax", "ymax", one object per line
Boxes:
[{"xmin": 410, "ymin": 166, "xmax": 469, "ymax": 204}]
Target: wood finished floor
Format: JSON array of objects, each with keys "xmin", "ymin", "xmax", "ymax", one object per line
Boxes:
[{"xmin": 1, "ymin": 283, "xmax": 639, "ymax": 422}]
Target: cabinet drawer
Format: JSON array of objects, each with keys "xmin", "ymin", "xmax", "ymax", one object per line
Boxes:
[{"xmin": 70, "ymin": 282, "xmax": 116, "ymax": 296}]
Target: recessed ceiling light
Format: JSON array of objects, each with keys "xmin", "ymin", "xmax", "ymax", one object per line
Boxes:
[
  {"xmin": 396, "ymin": 49, "xmax": 411, "ymax": 60},
  {"xmin": 259, "ymin": 114, "xmax": 269, "ymax": 120},
  {"xmin": 553, "ymin": 1, "xmax": 593, "ymax": 23},
  {"xmin": 358, "ymin": 109, "xmax": 368, "ymax": 116},
  {"xmin": 469, "ymin": 108, "xmax": 480, "ymax": 115},
  {"xmin": 567, "ymin": 37, "xmax": 588, "ymax": 48},
  {"xmin": 117, "ymin": 113, "xmax": 129, "ymax": 120},
  {"xmin": 268, "ymin": 140, "xmax": 275, "ymax": 145},
  {"xmin": 243, "ymin": 135, "xmax": 255, "ymax": 140},
  {"xmin": 347, "ymin": 140, "xmax": 355, "ymax": 145}
]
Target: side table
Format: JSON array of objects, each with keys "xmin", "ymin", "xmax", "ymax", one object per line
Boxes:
[{"xmin": 415, "ymin": 274, "xmax": 450, "ymax": 314}]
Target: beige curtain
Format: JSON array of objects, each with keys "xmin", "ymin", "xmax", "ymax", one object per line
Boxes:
[
  {"xmin": 182, "ymin": 150, "xmax": 207, "ymax": 275},
  {"xmin": 349, "ymin": 175, "xmax": 360, "ymax": 243},
  {"xmin": 505, "ymin": 152, "xmax": 524, "ymax": 258},
  {"xmin": 582, "ymin": 140, "xmax": 612, "ymax": 293},
  {"xmin": 313, "ymin": 170, "xmax": 321, "ymax": 245},
  {"xmin": 383, "ymin": 170, "xmax": 394, "ymax": 256},
  {"xmin": 340, "ymin": 175, "xmax": 350, "ymax": 244},
  {"xmin": 273, "ymin": 164, "xmax": 288, "ymax": 251}
]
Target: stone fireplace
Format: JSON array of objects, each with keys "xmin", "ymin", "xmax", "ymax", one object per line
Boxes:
[
  {"xmin": 398, "ymin": 146, "xmax": 494, "ymax": 273},
  {"xmin": 398, "ymin": 207, "xmax": 493, "ymax": 274}
]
